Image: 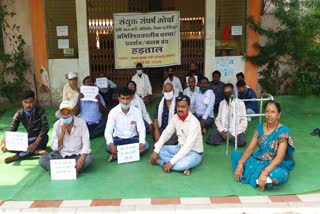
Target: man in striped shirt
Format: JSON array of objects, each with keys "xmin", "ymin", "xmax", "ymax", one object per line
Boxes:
[{"xmin": 0, "ymin": 90, "xmax": 49, "ymax": 164}]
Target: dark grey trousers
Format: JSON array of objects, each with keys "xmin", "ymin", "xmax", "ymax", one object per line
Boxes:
[{"xmin": 206, "ymin": 130, "xmax": 246, "ymax": 147}]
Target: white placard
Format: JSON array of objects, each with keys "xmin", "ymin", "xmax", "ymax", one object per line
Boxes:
[
  {"xmin": 117, "ymin": 143, "xmax": 140, "ymax": 164},
  {"xmin": 80, "ymin": 86, "xmax": 99, "ymax": 102},
  {"xmin": 185, "ymin": 75, "xmax": 198, "ymax": 86},
  {"xmin": 96, "ymin": 78, "xmax": 109, "ymax": 88},
  {"xmin": 58, "ymin": 39, "xmax": 69, "ymax": 49},
  {"xmin": 56, "ymin": 26, "xmax": 69, "ymax": 36},
  {"xmin": 231, "ymin": 26, "xmax": 243, "ymax": 36},
  {"xmin": 5, "ymin": 131, "xmax": 28, "ymax": 152},
  {"xmin": 50, "ymin": 159, "xmax": 77, "ymax": 180}
]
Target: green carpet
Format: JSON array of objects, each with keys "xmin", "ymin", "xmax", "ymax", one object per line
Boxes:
[{"xmin": 0, "ymin": 96, "xmax": 319, "ymax": 201}]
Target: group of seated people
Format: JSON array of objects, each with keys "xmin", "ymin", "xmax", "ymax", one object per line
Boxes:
[{"xmin": 0, "ymin": 63, "xmax": 295, "ymax": 191}]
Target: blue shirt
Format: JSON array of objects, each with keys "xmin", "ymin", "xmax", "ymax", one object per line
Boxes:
[
  {"xmin": 238, "ymin": 87, "xmax": 258, "ymax": 113},
  {"xmin": 154, "ymin": 99, "xmax": 177, "ymax": 129},
  {"xmin": 79, "ymin": 94, "xmax": 106, "ymax": 124}
]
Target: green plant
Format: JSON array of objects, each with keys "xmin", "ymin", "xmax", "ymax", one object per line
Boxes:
[
  {"xmin": 0, "ymin": 3, "xmax": 29, "ymax": 101},
  {"xmin": 246, "ymin": 0, "xmax": 320, "ymax": 95}
]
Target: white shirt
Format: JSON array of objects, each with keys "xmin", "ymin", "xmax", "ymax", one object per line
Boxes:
[
  {"xmin": 130, "ymin": 94, "xmax": 152, "ymax": 124},
  {"xmin": 154, "ymin": 112, "xmax": 203, "ymax": 165},
  {"xmin": 190, "ymin": 89, "xmax": 215, "ymax": 119},
  {"xmin": 62, "ymin": 83, "xmax": 80, "ymax": 106},
  {"xmin": 215, "ymin": 99, "xmax": 248, "ymax": 136},
  {"xmin": 183, "ymin": 86, "xmax": 199, "ymax": 98},
  {"xmin": 51, "ymin": 116, "xmax": 92, "ymax": 157},
  {"xmin": 105, "ymin": 104, "xmax": 146, "ymax": 145},
  {"xmin": 131, "ymin": 73, "xmax": 152, "ymax": 98},
  {"xmin": 164, "ymin": 76, "xmax": 183, "ymax": 97}
]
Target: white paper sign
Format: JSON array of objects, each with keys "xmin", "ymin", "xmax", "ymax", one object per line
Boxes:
[
  {"xmin": 80, "ymin": 86, "xmax": 99, "ymax": 102},
  {"xmin": 56, "ymin": 26, "xmax": 69, "ymax": 36},
  {"xmin": 185, "ymin": 75, "xmax": 198, "ymax": 86},
  {"xmin": 117, "ymin": 143, "xmax": 140, "ymax": 164},
  {"xmin": 96, "ymin": 78, "xmax": 109, "ymax": 88},
  {"xmin": 5, "ymin": 131, "xmax": 28, "ymax": 152},
  {"xmin": 58, "ymin": 39, "xmax": 69, "ymax": 49},
  {"xmin": 232, "ymin": 26, "xmax": 243, "ymax": 36},
  {"xmin": 50, "ymin": 159, "xmax": 77, "ymax": 180}
]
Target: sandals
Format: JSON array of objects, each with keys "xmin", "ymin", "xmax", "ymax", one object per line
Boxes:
[{"xmin": 310, "ymin": 128, "xmax": 320, "ymax": 136}]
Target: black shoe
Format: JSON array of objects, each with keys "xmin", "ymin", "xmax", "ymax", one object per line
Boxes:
[{"xmin": 310, "ymin": 128, "xmax": 320, "ymax": 136}]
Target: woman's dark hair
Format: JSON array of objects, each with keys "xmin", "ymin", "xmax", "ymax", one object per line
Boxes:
[{"xmin": 264, "ymin": 100, "xmax": 281, "ymax": 113}]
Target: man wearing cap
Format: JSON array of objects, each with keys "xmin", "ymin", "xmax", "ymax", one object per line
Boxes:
[
  {"xmin": 74, "ymin": 76, "xmax": 107, "ymax": 139},
  {"xmin": 151, "ymin": 95, "xmax": 204, "ymax": 176},
  {"xmin": 1, "ymin": 90, "xmax": 49, "ymax": 164},
  {"xmin": 39, "ymin": 101, "xmax": 94, "ymax": 175},
  {"xmin": 63, "ymin": 71, "xmax": 80, "ymax": 106},
  {"xmin": 104, "ymin": 87, "xmax": 149, "ymax": 162},
  {"xmin": 131, "ymin": 63, "xmax": 152, "ymax": 105}
]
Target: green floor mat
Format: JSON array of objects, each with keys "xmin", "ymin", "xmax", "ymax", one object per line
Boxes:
[{"xmin": 0, "ymin": 96, "xmax": 319, "ymax": 201}]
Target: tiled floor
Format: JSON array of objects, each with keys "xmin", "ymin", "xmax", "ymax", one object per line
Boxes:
[{"xmin": 0, "ymin": 193, "xmax": 320, "ymax": 213}]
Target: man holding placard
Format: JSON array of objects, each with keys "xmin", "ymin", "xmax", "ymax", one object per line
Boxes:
[
  {"xmin": 151, "ymin": 95, "xmax": 204, "ymax": 176},
  {"xmin": 74, "ymin": 76, "xmax": 107, "ymax": 139},
  {"xmin": 94, "ymin": 72, "xmax": 117, "ymax": 109},
  {"xmin": 39, "ymin": 101, "xmax": 94, "ymax": 175},
  {"xmin": 104, "ymin": 87, "xmax": 149, "ymax": 162},
  {"xmin": 1, "ymin": 90, "xmax": 49, "ymax": 164}
]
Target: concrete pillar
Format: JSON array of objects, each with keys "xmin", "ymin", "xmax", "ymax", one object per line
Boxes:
[{"xmin": 204, "ymin": 0, "xmax": 216, "ymax": 79}]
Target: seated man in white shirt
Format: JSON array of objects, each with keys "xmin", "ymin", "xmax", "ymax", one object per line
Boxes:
[
  {"xmin": 104, "ymin": 87, "xmax": 149, "ymax": 162},
  {"xmin": 183, "ymin": 75, "xmax": 199, "ymax": 98},
  {"xmin": 154, "ymin": 83, "xmax": 178, "ymax": 145},
  {"xmin": 127, "ymin": 80, "xmax": 154, "ymax": 134},
  {"xmin": 190, "ymin": 77, "xmax": 215, "ymax": 134},
  {"xmin": 151, "ymin": 95, "xmax": 204, "ymax": 176},
  {"xmin": 131, "ymin": 63, "xmax": 152, "ymax": 105},
  {"xmin": 39, "ymin": 101, "xmax": 94, "ymax": 176},
  {"xmin": 163, "ymin": 66, "xmax": 183, "ymax": 98},
  {"xmin": 206, "ymin": 83, "xmax": 248, "ymax": 147}
]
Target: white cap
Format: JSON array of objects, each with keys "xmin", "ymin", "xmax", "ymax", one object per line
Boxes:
[
  {"xmin": 67, "ymin": 71, "xmax": 78, "ymax": 80},
  {"xmin": 59, "ymin": 101, "xmax": 73, "ymax": 111}
]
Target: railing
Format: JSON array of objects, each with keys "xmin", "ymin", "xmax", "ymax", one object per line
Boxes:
[{"xmin": 226, "ymin": 93, "xmax": 274, "ymax": 155}]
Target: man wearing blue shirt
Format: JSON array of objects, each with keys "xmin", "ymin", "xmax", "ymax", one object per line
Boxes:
[
  {"xmin": 236, "ymin": 80, "xmax": 258, "ymax": 121},
  {"xmin": 74, "ymin": 76, "xmax": 107, "ymax": 139}
]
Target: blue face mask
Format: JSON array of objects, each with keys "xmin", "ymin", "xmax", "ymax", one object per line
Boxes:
[
  {"xmin": 61, "ymin": 116, "xmax": 73, "ymax": 125},
  {"xmin": 120, "ymin": 103, "xmax": 130, "ymax": 110},
  {"xmin": 23, "ymin": 108, "xmax": 35, "ymax": 115}
]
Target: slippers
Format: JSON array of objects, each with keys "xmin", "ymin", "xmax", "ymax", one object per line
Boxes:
[{"xmin": 310, "ymin": 128, "xmax": 320, "ymax": 136}]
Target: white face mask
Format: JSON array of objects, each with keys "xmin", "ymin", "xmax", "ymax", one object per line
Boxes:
[
  {"xmin": 137, "ymin": 70, "xmax": 143, "ymax": 75},
  {"xmin": 163, "ymin": 91, "xmax": 174, "ymax": 100}
]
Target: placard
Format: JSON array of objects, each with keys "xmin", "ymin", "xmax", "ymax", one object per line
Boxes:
[
  {"xmin": 58, "ymin": 39, "xmax": 69, "ymax": 49},
  {"xmin": 56, "ymin": 26, "xmax": 69, "ymax": 36},
  {"xmin": 5, "ymin": 131, "xmax": 28, "ymax": 152},
  {"xmin": 50, "ymin": 159, "xmax": 77, "ymax": 180},
  {"xmin": 80, "ymin": 86, "xmax": 99, "ymax": 102},
  {"xmin": 231, "ymin": 26, "xmax": 243, "ymax": 36},
  {"xmin": 117, "ymin": 143, "xmax": 140, "ymax": 164},
  {"xmin": 96, "ymin": 78, "xmax": 109, "ymax": 88},
  {"xmin": 113, "ymin": 11, "xmax": 180, "ymax": 69}
]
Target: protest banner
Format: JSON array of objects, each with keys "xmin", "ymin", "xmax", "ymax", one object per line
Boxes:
[
  {"xmin": 50, "ymin": 159, "xmax": 77, "ymax": 180},
  {"xmin": 80, "ymin": 86, "xmax": 99, "ymax": 102},
  {"xmin": 96, "ymin": 78, "xmax": 109, "ymax": 88},
  {"xmin": 117, "ymin": 143, "xmax": 140, "ymax": 164},
  {"xmin": 113, "ymin": 11, "xmax": 180, "ymax": 69},
  {"xmin": 5, "ymin": 131, "xmax": 28, "ymax": 152}
]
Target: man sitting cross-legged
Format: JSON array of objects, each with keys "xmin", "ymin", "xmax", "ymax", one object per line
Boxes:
[
  {"xmin": 151, "ymin": 95, "xmax": 204, "ymax": 176},
  {"xmin": 1, "ymin": 90, "xmax": 49, "ymax": 164},
  {"xmin": 104, "ymin": 87, "xmax": 149, "ymax": 162},
  {"xmin": 39, "ymin": 101, "xmax": 94, "ymax": 176}
]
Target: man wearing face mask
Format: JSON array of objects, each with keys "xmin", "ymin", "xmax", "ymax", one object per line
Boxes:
[
  {"xmin": 207, "ymin": 83, "xmax": 247, "ymax": 147},
  {"xmin": 151, "ymin": 95, "xmax": 204, "ymax": 176},
  {"xmin": 153, "ymin": 83, "xmax": 178, "ymax": 145},
  {"xmin": 1, "ymin": 90, "xmax": 49, "ymax": 164},
  {"xmin": 131, "ymin": 63, "xmax": 152, "ymax": 105},
  {"xmin": 163, "ymin": 66, "xmax": 183, "ymax": 98},
  {"xmin": 104, "ymin": 87, "xmax": 149, "ymax": 162},
  {"xmin": 39, "ymin": 101, "xmax": 94, "ymax": 175},
  {"xmin": 190, "ymin": 77, "xmax": 215, "ymax": 134}
]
